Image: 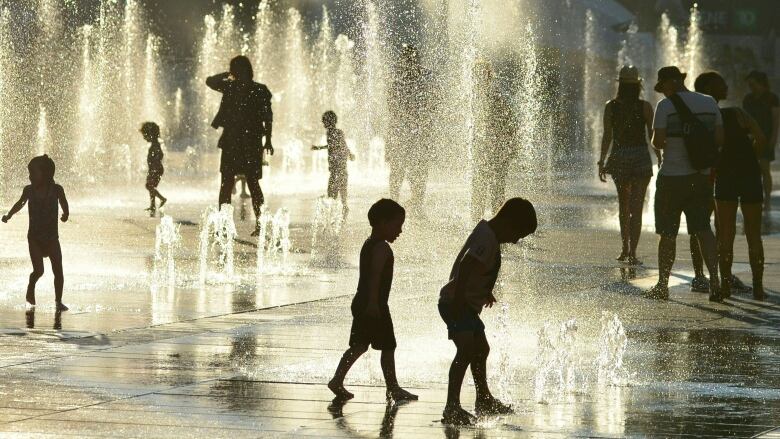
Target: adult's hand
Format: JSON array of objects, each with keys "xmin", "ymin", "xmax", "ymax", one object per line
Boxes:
[
  {"xmin": 264, "ymin": 138, "xmax": 274, "ymax": 156},
  {"xmin": 598, "ymin": 162, "xmax": 607, "ymax": 183}
]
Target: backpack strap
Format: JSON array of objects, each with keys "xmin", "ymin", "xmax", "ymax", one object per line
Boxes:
[{"xmin": 668, "ymin": 93, "xmax": 697, "ymax": 124}]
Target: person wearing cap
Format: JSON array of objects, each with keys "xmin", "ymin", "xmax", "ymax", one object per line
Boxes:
[
  {"xmin": 647, "ymin": 66, "xmax": 725, "ymax": 302},
  {"xmin": 598, "ymin": 65, "xmax": 659, "ymax": 265},
  {"xmin": 742, "ymin": 71, "xmax": 779, "ymax": 210}
]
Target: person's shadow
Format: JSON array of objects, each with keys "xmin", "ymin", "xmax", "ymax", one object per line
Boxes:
[{"xmin": 328, "ymin": 397, "xmax": 406, "ymax": 438}]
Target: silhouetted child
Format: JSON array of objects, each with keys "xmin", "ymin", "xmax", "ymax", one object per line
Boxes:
[
  {"xmin": 438, "ymin": 198, "xmax": 537, "ymax": 425},
  {"xmin": 328, "ymin": 199, "xmax": 417, "ymax": 402},
  {"xmin": 2, "ymin": 155, "xmax": 70, "ymax": 311},
  {"xmin": 141, "ymin": 122, "xmax": 167, "ymax": 216},
  {"xmin": 312, "ymin": 111, "xmax": 354, "ymax": 216}
]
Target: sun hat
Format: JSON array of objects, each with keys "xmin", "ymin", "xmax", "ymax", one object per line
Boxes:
[{"xmin": 618, "ymin": 65, "xmax": 641, "ymax": 83}]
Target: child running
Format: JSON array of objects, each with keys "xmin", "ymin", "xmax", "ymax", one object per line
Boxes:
[
  {"xmin": 312, "ymin": 111, "xmax": 354, "ymax": 217},
  {"xmin": 438, "ymin": 198, "xmax": 537, "ymax": 425},
  {"xmin": 2, "ymin": 155, "xmax": 70, "ymax": 311},
  {"xmin": 328, "ymin": 198, "xmax": 417, "ymax": 402},
  {"xmin": 141, "ymin": 122, "xmax": 167, "ymax": 216}
]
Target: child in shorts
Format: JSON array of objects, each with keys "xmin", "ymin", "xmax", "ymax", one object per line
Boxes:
[
  {"xmin": 328, "ymin": 199, "xmax": 417, "ymax": 402},
  {"xmin": 312, "ymin": 111, "xmax": 354, "ymax": 217},
  {"xmin": 2, "ymin": 155, "xmax": 70, "ymax": 311},
  {"xmin": 141, "ymin": 122, "xmax": 167, "ymax": 216},
  {"xmin": 438, "ymin": 197, "xmax": 537, "ymax": 425}
]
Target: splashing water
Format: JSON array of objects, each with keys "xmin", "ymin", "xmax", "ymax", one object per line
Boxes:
[
  {"xmin": 35, "ymin": 105, "xmax": 50, "ymax": 156},
  {"xmin": 311, "ymin": 197, "xmax": 344, "ymax": 267},
  {"xmin": 199, "ymin": 205, "xmax": 237, "ymax": 284},
  {"xmin": 257, "ymin": 207, "xmax": 293, "ymax": 275},
  {"xmin": 534, "ymin": 318, "xmax": 579, "ymax": 403},
  {"xmin": 597, "ymin": 312, "xmax": 628, "ymax": 386},
  {"xmin": 154, "ymin": 215, "xmax": 180, "ymax": 287},
  {"xmin": 682, "ymin": 4, "xmax": 704, "ymax": 84}
]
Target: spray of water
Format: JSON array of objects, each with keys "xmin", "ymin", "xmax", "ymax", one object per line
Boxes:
[
  {"xmin": 154, "ymin": 215, "xmax": 181, "ymax": 287},
  {"xmin": 596, "ymin": 312, "xmax": 628, "ymax": 386},
  {"xmin": 199, "ymin": 205, "xmax": 237, "ymax": 284},
  {"xmin": 257, "ymin": 207, "xmax": 293, "ymax": 275},
  {"xmin": 534, "ymin": 319, "xmax": 579, "ymax": 403},
  {"xmin": 311, "ymin": 197, "xmax": 345, "ymax": 267}
]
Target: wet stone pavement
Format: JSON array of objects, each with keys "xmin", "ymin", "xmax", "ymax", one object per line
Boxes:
[{"xmin": 1, "ymin": 176, "xmax": 780, "ymax": 438}]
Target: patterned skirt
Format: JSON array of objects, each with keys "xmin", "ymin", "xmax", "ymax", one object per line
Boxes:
[{"xmin": 605, "ymin": 145, "xmax": 653, "ymax": 180}]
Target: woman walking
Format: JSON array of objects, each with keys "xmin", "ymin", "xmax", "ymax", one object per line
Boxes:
[
  {"xmin": 696, "ymin": 72, "xmax": 766, "ymax": 300},
  {"xmin": 598, "ymin": 66, "xmax": 660, "ymax": 265}
]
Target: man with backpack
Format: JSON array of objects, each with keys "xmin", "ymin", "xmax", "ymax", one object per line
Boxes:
[{"xmin": 647, "ymin": 66, "xmax": 725, "ymax": 302}]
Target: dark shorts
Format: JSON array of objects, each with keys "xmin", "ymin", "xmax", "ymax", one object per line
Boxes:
[
  {"xmin": 349, "ymin": 312, "xmax": 396, "ymax": 350},
  {"xmin": 606, "ymin": 146, "xmax": 653, "ymax": 180},
  {"xmin": 438, "ymin": 302, "xmax": 485, "ymax": 340},
  {"xmin": 28, "ymin": 237, "xmax": 60, "ymax": 258},
  {"xmin": 654, "ymin": 174, "xmax": 713, "ymax": 236},
  {"xmin": 715, "ymin": 173, "xmax": 763, "ymax": 204},
  {"xmin": 146, "ymin": 172, "xmax": 162, "ymax": 190}
]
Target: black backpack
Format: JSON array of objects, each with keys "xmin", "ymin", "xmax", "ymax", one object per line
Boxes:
[{"xmin": 668, "ymin": 93, "xmax": 719, "ymax": 170}]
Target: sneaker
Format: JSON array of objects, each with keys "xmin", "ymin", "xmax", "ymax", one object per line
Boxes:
[
  {"xmin": 475, "ymin": 397, "xmax": 514, "ymax": 416},
  {"xmin": 690, "ymin": 276, "xmax": 709, "ymax": 293},
  {"xmin": 730, "ymin": 275, "xmax": 752, "ymax": 294},
  {"xmin": 442, "ymin": 405, "xmax": 476, "ymax": 426},
  {"xmin": 644, "ymin": 284, "xmax": 669, "ymax": 300}
]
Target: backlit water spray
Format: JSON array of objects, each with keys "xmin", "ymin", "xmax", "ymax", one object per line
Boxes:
[{"xmin": 199, "ymin": 205, "xmax": 237, "ymax": 284}]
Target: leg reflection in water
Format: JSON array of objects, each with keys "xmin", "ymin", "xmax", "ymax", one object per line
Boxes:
[{"xmin": 328, "ymin": 398, "xmax": 405, "ymax": 438}]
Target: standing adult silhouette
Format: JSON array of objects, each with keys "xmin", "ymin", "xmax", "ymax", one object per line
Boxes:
[{"xmin": 207, "ymin": 56, "xmax": 274, "ymax": 235}]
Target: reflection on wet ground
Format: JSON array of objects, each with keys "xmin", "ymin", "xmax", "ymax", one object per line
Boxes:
[{"xmin": 0, "ymin": 178, "xmax": 779, "ymax": 437}]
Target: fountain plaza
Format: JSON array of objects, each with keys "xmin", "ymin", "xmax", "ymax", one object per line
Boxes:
[{"xmin": 1, "ymin": 0, "xmax": 780, "ymax": 437}]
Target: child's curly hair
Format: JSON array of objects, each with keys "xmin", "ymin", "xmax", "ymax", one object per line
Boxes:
[
  {"xmin": 140, "ymin": 121, "xmax": 161, "ymax": 139},
  {"xmin": 322, "ymin": 111, "xmax": 338, "ymax": 127},
  {"xmin": 28, "ymin": 154, "xmax": 56, "ymax": 184}
]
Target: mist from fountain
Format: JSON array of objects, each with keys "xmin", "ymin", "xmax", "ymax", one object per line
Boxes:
[
  {"xmin": 682, "ymin": 4, "xmax": 704, "ymax": 84},
  {"xmin": 311, "ymin": 197, "xmax": 345, "ymax": 267},
  {"xmin": 36, "ymin": 106, "xmax": 50, "ymax": 156},
  {"xmin": 583, "ymin": 10, "xmax": 601, "ymax": 175},
  {"xmin": 154, "ymin": 215, "xmax": 181, "ymax": 287},
  {"xmin": 657, "ymin": 13, "xmax": 681, "ymax": 68},
  {"xmin": 199, "ymin": 205, "xmax": 237, "ymax": 284},
  {"xmin": 257, "ymin": 207, "xmax": 293, "ymax": 275}
]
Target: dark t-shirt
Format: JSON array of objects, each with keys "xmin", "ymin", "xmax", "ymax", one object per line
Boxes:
[
  {"xmin": 743, "ymin": 92, "xmax": 779, "ymax": 139},
  {"xmin": 351, "ymin": 238, "xmax": 393, "ymax": 317},
  {"xmin": 25, "ymin": 184, "xmax": 61, "ymax": 242},
  {"xmin": 718, "ymin": 107, "xmax": 759, "ymax": 177},
  {"xmin": 326, "ymin": 128, "xmax": 349, "ymax": 173},
  {"xmin": 147, "ymin": 141, "xmax": 164, "ymax": 176}
]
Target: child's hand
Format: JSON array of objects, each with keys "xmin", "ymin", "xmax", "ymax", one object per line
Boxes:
[
  {"xmin": 484, "ymin": 293, "xmax": 497, "ymax": 308},
  {"xmin": 60, "ymin": 214, "xmax": 68, "ymax": 223},
  {"xmin": 1, "ymin": 215, "xmax": 8, "ymax": 223},
  {"xmin": 311, "ymin": 145, "xmax": 318, "ymax": 151},
  {"xmin": 349, "ymin": 152, "xmax": 355, "ymax": 161}
]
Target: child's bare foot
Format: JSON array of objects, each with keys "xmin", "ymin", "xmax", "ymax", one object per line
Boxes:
[
  {"xmin": 387, "ymin": 386, "xmax": 418, "ymax": 402},
  {"xmin": 475, "ymin": 396, "xmax": 514, "ymax": 416},
  {"xmin": 26, "ymin": 292, "xmax": 36, "ymax": 307},
  {"xmin": 55, "ymin": 302, "xmax": 69, "ymax": 312},
  {"xmin": 442, "ymin": 405, "xmax": 476, "ymax": 426},
  {"xmin": 328, "ymin": 380, "xmax": 354, "ymax": 400},
  {"xmin": 159, "ymin": 198, "xmax": 167, "ymax": 208}
]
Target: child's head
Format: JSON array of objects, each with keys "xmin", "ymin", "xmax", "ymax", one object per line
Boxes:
[
  {"xmin": 492, "ymin": 197, "xmax": 537, "ymax": 244},
  {"xmin": 322, "ymin": 111, "xmax": 337, "ymax": 129},
  {"xmin": 140, "ymin": 122, "xmax": 160, "ymax": 142},
  {"xmin": 28, "ymin": 154, "xmax": 55, "ymax": 186},
  {"xmin": 368, "ymin": 199, "xmax": 405, "ymax": 243}
]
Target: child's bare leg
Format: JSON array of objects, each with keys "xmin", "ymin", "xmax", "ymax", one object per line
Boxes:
[
  {"xmin": 153, "ymin": 188, "xmax": 167, "ymax": 207},
  {"xmin": 50, "ymin": 241, "xmax": 67, "ymax": 311},
  {"xmin": 472, "ymin": 332, "xmax": 512, "ymax": 415},
  {"xmin": 443, "ymin": 332, "xmax": 477, "ymax": 425},
  {"xmin": 147, "ymin": 190, "xmax": 156, "ymax": 210},
  {"xmin": 329, "ymin": 344, "xmax": 368, "ymax": 399},
  {"xmin": 26, "ymin": 240, "xmax": 44, "ymax": 306},
  {"xmin": 340, "ymin": 184, "xmax": 349, "ymax": 217},
  {"xmin": 381, "ymin": 349, "xmax": 417, "ymax": 401}
]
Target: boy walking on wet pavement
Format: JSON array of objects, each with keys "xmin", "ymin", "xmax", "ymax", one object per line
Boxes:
[
  {"xmin": 438, "ymin": 198, "xmax": 537, "ymax": 425},
  {"xmin": 312, "ymin": 111, "xmax": 354, "ymax": 217},
  {"xmin": 2, "ymin": 155, "xmax": 70, "ymax": 311},
  {"xmin": 141, "ymin": 122, "xmax": 167, "ymax": 216},
  {"xmin": 328, "ymin": 199, "xmax": 418, "ymax": 403}
]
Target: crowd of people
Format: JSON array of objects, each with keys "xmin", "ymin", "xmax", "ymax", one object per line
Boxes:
[
  {"xmin": 0, "ymin": 49, "xmax": 776, "ymax": 426},
  {"xmin": 599, "ymin": 65, "xmax": 777, "ymax": 302}
]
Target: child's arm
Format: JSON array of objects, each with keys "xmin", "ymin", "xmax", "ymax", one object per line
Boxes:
[
  {"xmin": 365, "ymin": 243, "xmax": 391, "ymax": 318},
  {"xmin": 58, "ymin": 186, "xmax": 69, "ymax": 222},
  {"xmin": 311, "ymin": 145, "xmax": 327, "ymax": 151},
  {"xmin": 2, "ymin": 188, "xmax": 30, "ymax": 223}
]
